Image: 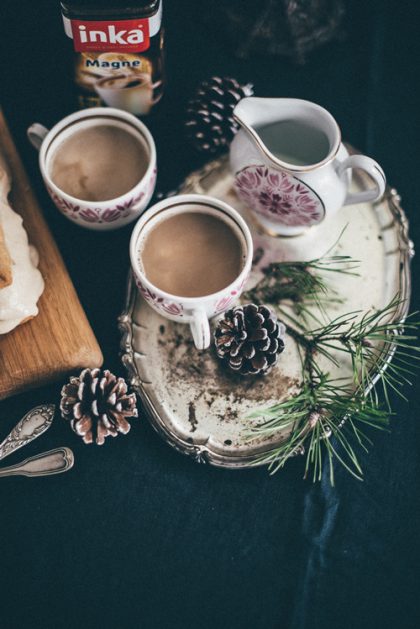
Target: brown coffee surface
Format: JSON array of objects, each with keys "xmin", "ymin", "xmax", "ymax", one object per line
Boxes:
[
  {"xmin": 140, "ymin": 211, "xmax": 245, "ymax": 297},
  {"xmin": 49, "ymin": 124, "xmax": 148, "ymax": 201},
  {"xmin": 99, "ymin": 75, "xmax": 145, "ymax": 89}
]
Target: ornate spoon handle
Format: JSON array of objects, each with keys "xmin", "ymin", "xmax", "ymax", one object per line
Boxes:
[
  {"xmin": 0, "ymin": 447, "xmax": 74, "ymax": 478},
  {"xmin": 0, "ymin": 404, "xmax": 55, "ymax": 462}
]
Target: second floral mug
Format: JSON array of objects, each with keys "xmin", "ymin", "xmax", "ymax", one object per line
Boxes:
[
  {"xmin": 130, "ymin": 194, "xmax": 253, "ymax": 350},
  {"xmin": 27, "ymin": 107, "xmax": 157, "ymax": 231}
]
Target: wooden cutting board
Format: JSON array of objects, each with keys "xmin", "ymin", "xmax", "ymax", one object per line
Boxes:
[{"xmin": 0, "ymin": 109, "xmax": 103, "ymax": 400}]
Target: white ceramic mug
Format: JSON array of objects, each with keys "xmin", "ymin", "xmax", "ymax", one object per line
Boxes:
[
  {"xmin": 129, "ymin": 194, "xmax": 253, "ymax": 350},
  {"xmin": 94, "ymin": 74, "xmax": 161, "ymax": 116},
  {"xmin": 27, "ymin": 107, "xmax": 157, "ymax": 231},
  {"xmin": 230, "ymin": 97, "xmax": 386, "ymax": 236}
]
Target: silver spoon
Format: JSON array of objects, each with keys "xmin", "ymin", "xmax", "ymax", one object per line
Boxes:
[
  {"xmin": 0, "ymin": 404, "xmax": 55, "ymax": 462},
  {"xmin": 0, "ymin": 447, "xmax": 74, "ymax": 478}
]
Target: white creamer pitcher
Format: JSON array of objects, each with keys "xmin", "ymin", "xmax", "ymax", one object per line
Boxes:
[{"xmin": 230, "ymin": 97, "xmax": 386, "ymax": 236}]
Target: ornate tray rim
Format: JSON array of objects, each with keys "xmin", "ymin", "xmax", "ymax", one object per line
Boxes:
[{"xmin": 118, "ymin": 156, "xmax": 414, "ymax": 469}]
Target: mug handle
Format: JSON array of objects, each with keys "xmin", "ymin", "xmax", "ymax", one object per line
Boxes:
[
  {"xmin": 27, "ymin": 123, "xmax": 49, "ymax": 151},
  {"xmin": 151, "ymin": 80, "xmax": 163, "ymax": 105},
  {"xmin": 190, "ymin": 308, "xmax": 211, "ymax": 350},
  {"xmin": 337, "ymin": 155, "xmax": 386, "ymax": 206}
]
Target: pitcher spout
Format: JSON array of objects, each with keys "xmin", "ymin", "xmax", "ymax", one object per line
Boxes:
[
  {"xmin": 233, "ymin": 97, "xmax": 341, "ymax": 172},
  {"xmin": 233, "ymin": 97, "xmax": 293, "ymax": 168}
]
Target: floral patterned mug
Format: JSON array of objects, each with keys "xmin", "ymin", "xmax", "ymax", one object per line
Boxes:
[
  {"xmin": 230, "ymin": 97, "xmax": 386, "ymax": 236},
  {"xmin": 129, "ymin": 194, "xmax": 253, "ymax": 350},
  {"xmin": 27, "ymin": 107, "xmax": 156, "ymax": 231}
]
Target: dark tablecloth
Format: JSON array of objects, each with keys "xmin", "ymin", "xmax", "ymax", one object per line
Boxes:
[{"xmin": 1, "ymin": 1, "xmax": 419, "ymax": 628}]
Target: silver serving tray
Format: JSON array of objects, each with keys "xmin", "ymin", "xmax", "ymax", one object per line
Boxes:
[{"xmin": 119, "ymin": 154, "xmax": 413, "ymax": 469}]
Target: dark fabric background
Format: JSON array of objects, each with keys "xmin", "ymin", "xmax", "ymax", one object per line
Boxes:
[{"xmin": 0, "ymin": 1, "xmax": 419, "ymax": 628}]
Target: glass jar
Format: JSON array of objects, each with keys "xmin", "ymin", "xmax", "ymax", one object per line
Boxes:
[{"xmin": 60, "ymin": 0, "xmax": 164, "ymax": 115}]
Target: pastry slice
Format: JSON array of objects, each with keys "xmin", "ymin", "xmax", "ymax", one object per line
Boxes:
[
  {"xmin": 0, "ymin": 220, "xmax": 12, "ymax": 288},
  {"xmin": 0, "ymin": 149, "xmax": 44, "ymax": 334}
]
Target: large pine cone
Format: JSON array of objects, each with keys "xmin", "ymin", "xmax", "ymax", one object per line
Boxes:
[
  {"xmin": 185, "ymin": 76, "xmax": 253, "ymax": 155},
  {"xmin": 215, "ymin": 304, "xmax": 285, "ymax": 375},
  {"xmin": 60, "ymin": 368, "xmax": 138, "ymax": 445}
]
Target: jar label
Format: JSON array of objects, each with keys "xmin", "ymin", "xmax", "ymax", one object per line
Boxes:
[{"xmin": 68, "ymin": 18, "xmax": 150, "ymax": 53}]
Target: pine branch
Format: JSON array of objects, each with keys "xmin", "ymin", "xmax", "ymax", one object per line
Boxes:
[
  {"xmin": 241, "ymin": 227, "xmax": 418, "ymax": 484},
  {"xmin": 249, "ymin": 373, "xmax": 391, "ymax": 484},
  {"xmin": 244, "ymin": 228, "xmax": 359, "ymax": 324},
  {"xmin": 244, "ymin": 254, "xmax": 358, "ymax": 323}
]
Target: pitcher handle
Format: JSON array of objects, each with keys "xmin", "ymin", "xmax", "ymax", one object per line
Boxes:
[
  {"xmin": 27, "ymin": 123, "xmax": 49, "ymax": 151},
  {"xmin": 337, "ymin": 154, "xmax": 386, "ymax": 206},
  {"xmin": 190, "ymin": 308, "xmax": 210, "ymax": 350}
]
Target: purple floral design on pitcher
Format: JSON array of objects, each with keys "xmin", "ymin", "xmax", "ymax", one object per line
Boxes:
[
  {"xmin": 235, "ymin": 165, "xmax": 325, "ymax": 227},
  {"xmin": 135, "ymin": 278, "xmax": 184, "ymax": 317}
]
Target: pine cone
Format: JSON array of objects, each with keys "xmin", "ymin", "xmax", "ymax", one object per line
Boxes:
[
  {"xmin": 60, "ymin": 368, "xmax": 138, "ymax": 445},
  {"xmin": 185, "ymin": 76, "xmax": 254, "ymax": 155},
  {"xmin": 215, "ymin": 304, "xmax": 285, "ymax": 375}
]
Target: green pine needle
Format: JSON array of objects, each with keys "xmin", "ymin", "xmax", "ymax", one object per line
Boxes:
[{"xmin": 243, "ymin": 240, "xmax": 418, "ymax": 484}]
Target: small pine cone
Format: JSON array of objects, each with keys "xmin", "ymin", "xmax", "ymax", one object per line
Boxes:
[
  {"xmin": 60, "ymin": 368, "xmax": 138, "ymax": 445},
  {"xmin": 185, "ymin": 76, "xmax": 254, "ymax": 155},
  {"xmin": 215, "ymin": 304, "xmax": 285, "ymax": 376}
]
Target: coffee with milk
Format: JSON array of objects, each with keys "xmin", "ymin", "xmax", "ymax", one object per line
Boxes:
[
  {"xmin": 48, "ymin": 123, "xmax": 149, "ymax": 201},
  {"xmin": 138, "ymin": 209, "xmax": 246, "ymax": 298}
]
